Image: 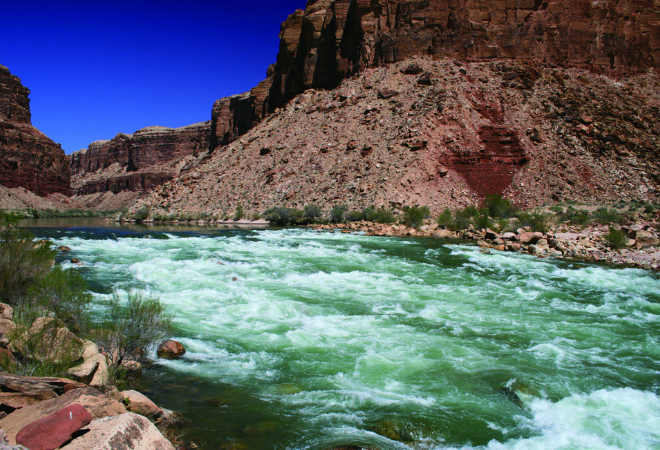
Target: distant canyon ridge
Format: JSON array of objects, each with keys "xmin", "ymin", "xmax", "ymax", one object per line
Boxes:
[{"xmin": 2, "ymin": 0, "xmax": 660, "ymax": 214}]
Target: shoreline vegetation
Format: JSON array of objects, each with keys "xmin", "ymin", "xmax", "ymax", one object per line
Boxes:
[
  {"xmin": 114, "ymin": 196, "xmax": 660, "ymax": 271},
  {"xmin": 0, "ymin": 210, "xmax": 186, "ymax": 449}
]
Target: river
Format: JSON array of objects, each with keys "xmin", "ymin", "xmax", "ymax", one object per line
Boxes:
[{"xmin": 22, "ymin": 219, "xmax": 660, "ymax": 450}]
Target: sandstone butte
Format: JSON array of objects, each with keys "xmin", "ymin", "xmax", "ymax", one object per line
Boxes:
[
  {"xmin": 0, "ymin": 64, "xmax": 71, "ymax": 197},
  {"xmin": 11, "ymin": 0, "xmax": 660, "ymax": 214}
]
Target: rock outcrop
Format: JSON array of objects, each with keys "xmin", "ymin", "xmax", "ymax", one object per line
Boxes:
[
  {"xmin": 69, "ymin": 122, "xmax": 211, "ymax": 208},
  {"xmin": 268, "ymin": 0, "xmax": 660, "ymax": 110},
  {"xmin": 75, "ymin": 0, "xmax": 660, "ymax": 209},
  {"xmin": 0, "ymin": 64, "xmax": 70, "ymax": 196},
  {"xmin": 131, "ymin": 57, "xmax": 660, "ymax": 217}
]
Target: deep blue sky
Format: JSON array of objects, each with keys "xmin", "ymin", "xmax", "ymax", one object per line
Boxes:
[{"xmin": 1, "ymin": 1, "xmax": 308, "ymax": 153}]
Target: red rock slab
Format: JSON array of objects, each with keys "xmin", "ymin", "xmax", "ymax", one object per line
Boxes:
[
  {"xmin": 16, "ymin": 403, "xmax": 92, "ymax": 450},
  {"xmin": 157, "ymin": 339, "xmax": 186, "ymax": 359}
]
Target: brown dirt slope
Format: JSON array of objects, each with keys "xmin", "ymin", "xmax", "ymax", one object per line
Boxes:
[{"xmin": 130, "ymin": 57, "xmax": 660, "ymax": 217}]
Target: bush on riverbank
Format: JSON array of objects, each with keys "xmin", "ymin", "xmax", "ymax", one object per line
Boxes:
[
  {"xmin": 95, "ymin": 291, "xmax": 173, "ymax": 370},
  {"xmin": 401, "ymin": 205, "xmax": 430, "ymax": 229}
]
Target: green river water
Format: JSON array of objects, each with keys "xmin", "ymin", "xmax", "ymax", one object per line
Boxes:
[{"xmin": 23, "ymin": 219, "xmax": 660, "ymax": 450}]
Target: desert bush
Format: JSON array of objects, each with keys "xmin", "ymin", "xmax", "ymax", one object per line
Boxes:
[
  {"xmin": 251, "ymin": 212, "xmax": 261, "ymax": 221},
  {"xmin": 263, "ymin": 207, "xmax": 304, "ymax": 225},
  {"xmin": 363, "ymin": 206, "xmax": 397, "ymax": 224},
  {"xmin": 496, "ymin": 218, "xmax": 511, "ymax": 233},
  {"xmin": 549, "ymin": 206, "xmax": 564, "ymax": 214},
  {"xmin": 330, "ymin": 205, "xmax": 347, "ymax": 224},
  {"xmin": 344, "ymin": 210, "xmax": 365, "ymax": 222},
  {"xmin": 233, "ymin": 205, "xmax": 244, "ymax": 221},
  {"xmin": 24, "ymin": 266, "xmax": 93, "ymax": 335},
  {"xmin": 95, "ymin": 291, "xmax": 172, "ymax": 368},
  {"xmin": 133, "ymin": 207, "xmax": 150, "ymax": 223},
  {"xmin": 0, "ymin": 211, "xmax": 56, "ymax": 304},
  {"xmin": 303, "ymin": 204, "xmax": 323, "ymax": 223},
  {"xmin": 560, "ymin": 206, "xmax": 590, "ymax": 226},
  {"xmin": 603, "ymin": 226, "xmax": 628, "ymax": 249},
  {"xmin": 474, "ymin": 207, "xmax": 493, "ymax": 230},
  {"xmin": 592, "ymin": 207, "xmax": 625, "ymax": 225},
  {"xmin": 437, "ymin": 208, "xmax": 452, "ymax": 228},
  {"xmin": 483, "ymin": 195, "xmax": 517, "ymax": 219},
  {"xmin": 515, "ymin": 212, "xmax": 549, "ymax": 233},
  {"xmin": 401, "ymin": 205, "xmax": 430, "ymax": 229},
  {"xmin": 449, "ymin": 205, "xmax": 478, "ymax": 231}
]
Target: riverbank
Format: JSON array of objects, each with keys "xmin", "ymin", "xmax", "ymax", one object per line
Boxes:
[{"xmin": 307, "ymin": 221, "xmax": 660, "ymax": 271}]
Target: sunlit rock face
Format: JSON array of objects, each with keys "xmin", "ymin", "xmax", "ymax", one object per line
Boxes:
[
  {"xmin": 0, "ymin": 64, "xmax": 71, "ymax": 196},
  {"xmin": 269, "ymin": 0, "xmax": 660, "ymax": 108}
]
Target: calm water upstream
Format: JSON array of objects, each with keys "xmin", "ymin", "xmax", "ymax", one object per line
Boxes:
[{"xmin": 23, "ymin": 219, "xmax": 660, "ymax": 450}]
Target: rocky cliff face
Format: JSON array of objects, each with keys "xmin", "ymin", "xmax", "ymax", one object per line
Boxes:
[
  {"xmin": 70, "ymin": 122, "xmax": 210, "ymax": 201},
  {"xmin": 76, "ymin": 0, "xmax": 660, "ymax": 210},
  {"xmin": 0, "ymin": 64, "xmax": 70, "ymax": 196},
  {"xmin": 131, "ymin": 57, "xmax": 660, "ymax": 217},
  {"xmin": 268, "ymin": 0, "xmax": 660, "ymax": 109}
]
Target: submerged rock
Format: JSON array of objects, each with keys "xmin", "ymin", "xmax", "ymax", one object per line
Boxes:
[{"xmin": 157, "ymin": 340, "xmax": 186, "ymax": 360}]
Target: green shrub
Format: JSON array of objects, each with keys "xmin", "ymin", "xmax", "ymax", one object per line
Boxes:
[
  {"xmin": 251, "ymin": 212, "xmax": 261, "ymax": 221},
  {"xmin": 603, "ymin": 226, "xmax": 628, "ymax": 249},
  {"xmin": 449, "ymin": 205, "xmax": 478, "ymax": 231},
  {"xmin": 496, "ymin": 218, "xmax": 511, "ymax": 233},
  {"xmin": 363, "ymin": 206, "xmax": 397, "ymax": 224},
  {"xmin": 24, "ymin": 267, "xmax": 93, "ymax": 335},
  {"xmin": 592, "ymin": 207, "xmax": 625, "ymax": 225},
  {"xmin": 549, "ymin": 206, "xmax": 564, "ymax": 214},
  {"xmin": 330, "ymin": 205, "xmax": 347, "ymax": 224},
  {"xmin": 401, "ymin": 205, "xmax": 430, "ymax": 229},
  {"xmin": 344, "ymin": 210, "xmax": 365, "ymax": 222},
  {"xmin": 483, "ymin": 195, "xmax": 517, "ymax": 219},
  {"xmin": 474, "ymin": 207, "xmax": 493, "ymax": 230},
  {"xmin": 95, "ymin": 291, "xmax": 173, "ymax": 368},
  {"xmin": 303, "ymin": 204, "xmax": 323, "ymax": 223},
  {"xmin": 0, "ymin": 212, "xmax": 56, "ymax": 304},
  {"xmin": 233, "ymin": 205, "xmax": 244, "ymax": 221},
  {"xmin": 133, "ymin": 207, "xmax": 150, "ymax": 223},
  {"xmin": 560, "ymin": 206, "xmax": 590, "ymax": 226},
  {"xmin": 515, "ymin": 212, "xmax": 549, "ymax": 233},
  {"xmin": 437, "ymin": 208, "xmax": 453, "ymax": 228},
  {"xmin": 263, "ymin": 207, "xmax": 304, "ymax": 225}
]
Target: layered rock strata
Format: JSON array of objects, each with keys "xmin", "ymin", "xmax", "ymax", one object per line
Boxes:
[
  {"xmin": 0, "ymin": 64, "xmax": 70, "ymax": 196},
  {"xmin": 131, "ymin": 57, "xmax": 660, "ymax": 217},
  {"xmin": 75, "ymin": 0, "xmax": 660, "ymax": 207},
  {"xmin": 268, "ymin": 0, "xmax": 660, "ymax": 110},
  {"xmin": 69, "ymin": 122, "xmax": 210, "ymax": 207}
]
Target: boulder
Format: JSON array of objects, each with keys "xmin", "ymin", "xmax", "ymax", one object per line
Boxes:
[
  {"xmin": 485, "ymin": 229, "xmax": 501, "ymax": 240},
  {"xmin": 60, "ymin": 412, "xmax": 175, "ymax": 450},
  {"xmin": 14, "ymin": 317, "xmax": 84, "ymax": 363},
  {"xmin": 0, "ymin": 319, "xmax": 16, "ymax": 340},
  {"xmin": 57, "ymin": 246, "xmax": 72, "ymax": 252},
  {"xmin": 121, "ymin": 359, "xmax": 143, "ymax": 378},
  {"xmin": 89, "ymin": 354, "xmax": 110, "ymax": 388},
  {"xmin": 0, "ymin": 374, "xmax": 85, "ymax": 399},
  {"xmin": 157, "ymin": 340, "xmax": 186, "ymax": 360},
  {"xmin": 377, "ymin": 89, "xmax": 399, "ymax": 99},
  {"xmin": 0, "ymin": 387, "xmax": 126, "ymax": 445},
  {"xmin": 67, "ymin": 355, "xmax": 101, "ymax": 385},
  {"xmin": 0, "ymin": 303, "xmax": 13, "ymax": 321},
  {"xmin": 15, "ymin": 404, "xmax": 92, "ymax": 450},
  {"xmin": 634, "ymin": 231, "xmax": 659, "ymax": 248},
  {"xmin": 120, "ymin": 390, "xmax": 163, "ymax": 419}
]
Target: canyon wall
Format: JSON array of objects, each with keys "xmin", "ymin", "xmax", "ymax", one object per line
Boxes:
[
  {"xmin": 268, "ymin": 0, "xmax": 660, "ymax": 110},
  {"xmin": 70, "ymin": 122, "xmax": 210, "ymax": 199},
  {"xmin": 0, "ymin": 64, "xmax": 70, "ymax": 196},
  {"xmin": 74, "ymin": 0, "xmax": 660, "ymax": 210}
]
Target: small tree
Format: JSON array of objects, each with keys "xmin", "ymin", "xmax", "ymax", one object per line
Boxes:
[
  {"xmin": 303, "ymin": 204, "xmax": 323, "ymax": 223},
  {"xmin": 330, "ymin": 205, "xmax": 347, "ymax": 224},
  {"xmin": 0, "ymin": 211, "xmax": 56, "ymax": 304},
  {"xmin": 437, "ymin": 208, "xmax": 452, "ymax": 228},
  {"xmin": 603, "ymin": 226, "xmax": 628, "ymax": 249},
  {"xmin": 401, "ymin": 205, "xmax": 430, "ymax": 228},
  {"xmin": 96, "ymin": 291, "xmax": 173, "ymax": 368},
  {"xmin": 233, "ymin": 205, "xmax": 244, "ymax": 221}
]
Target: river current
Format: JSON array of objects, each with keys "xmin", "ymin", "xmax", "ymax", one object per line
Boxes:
[{"xmin": 25, "ymin": 221, "xmax": 660, "ymax": 450}]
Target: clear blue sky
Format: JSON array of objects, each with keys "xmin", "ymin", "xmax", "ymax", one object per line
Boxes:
[{"xmin": 1, "ymin": 0, "xmax": 308, "ymax": 154}]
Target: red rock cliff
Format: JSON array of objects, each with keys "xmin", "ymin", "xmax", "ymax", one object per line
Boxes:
[
  {"xmin": 69, "ymin": 122, "xmax": 211, "ymax": 196},
  {"xmin": 0, "ymin": 64, "xmax": 71, "ymax": 196},
  {"xmin": 268, "ymin": 0, "xmax": 660, "ymax": 109}
]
